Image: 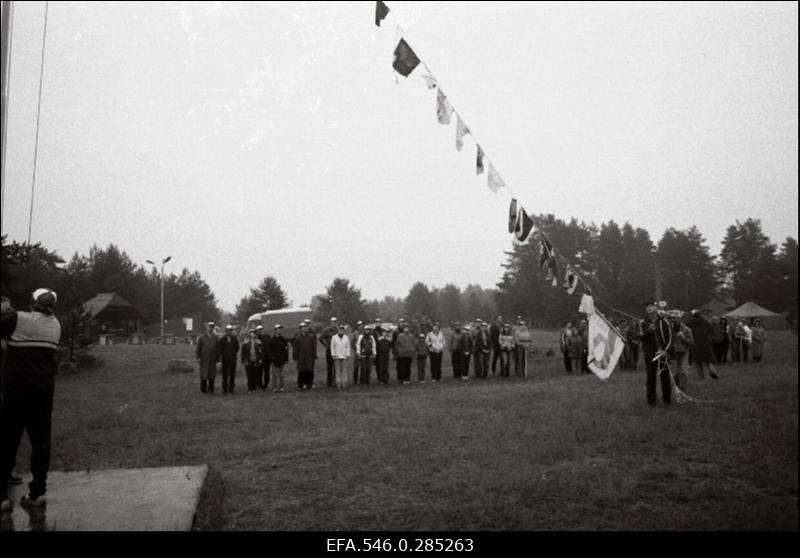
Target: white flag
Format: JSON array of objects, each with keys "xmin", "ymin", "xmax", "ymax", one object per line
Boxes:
[
  {"xmin": 436, "ymin": 89, "xmax": 453, "ymax": 125},
  {"xmin": 486, "ymin": 163, "xmax": 506, "ymax": 193},
  {"xmin": 587, "ymin": 312, "xmax": 624, "ymax": 380},
  {"xmin": 455, "ymin": 115, "xmax": 470, "ymax": 151}
]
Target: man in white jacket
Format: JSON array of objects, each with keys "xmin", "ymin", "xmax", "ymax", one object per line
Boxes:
[{"xmin": 330, "ymin": 325, "xmax": 351, "ymax": 389}]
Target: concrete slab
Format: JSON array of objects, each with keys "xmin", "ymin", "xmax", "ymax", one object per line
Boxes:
[{"xmin": 1, "ymin": 465, "xmax": 207, "ymax": 531}]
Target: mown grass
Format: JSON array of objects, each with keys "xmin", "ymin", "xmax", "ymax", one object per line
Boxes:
[{"xmin": 13, "ymin": 330, "xmax": 797, "ymax": 530}]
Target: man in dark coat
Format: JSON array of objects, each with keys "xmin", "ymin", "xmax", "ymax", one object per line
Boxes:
[
  {"xmin": 196, "ymin": 322, "xmax": 220, "ymax": 394},
  {"xmin": 489, "ymin": 315, "xmax": 503, "ymax": 374},
  {"xmin": 639, "ymin": 303, "xmax": 672, "ymax": 408},
  {"xmin": 319, "ymin": 317, "xmax": 338, "ymax": 388},
  {"xmin": 687, "ymin": 310, "xmax": 720, "ymax": 381},
  {"xmin": 256, "ymin": 325, "xmax": 272, "ymax": 391},
  {"xmin": 218, "ymin": 325, "xmax": 240, "ymax": 394},
  {"xmin": 294, "ymin": 323, "xmax": 318, "ymax": 390}
]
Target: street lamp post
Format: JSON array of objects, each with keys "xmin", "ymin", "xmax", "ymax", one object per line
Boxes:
[{"xmin": 146, "ymin": 256, "xmax": 171, "ymax": 338}]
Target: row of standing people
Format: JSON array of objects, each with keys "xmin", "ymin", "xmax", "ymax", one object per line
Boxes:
[{"xmin": 195, "ymin": 315, "xmax": 539, "ymax": 393}]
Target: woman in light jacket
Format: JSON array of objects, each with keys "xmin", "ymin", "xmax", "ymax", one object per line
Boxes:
[{"xmin": 330, "ymin": 325, "xmax": 351, "ymax": 389}]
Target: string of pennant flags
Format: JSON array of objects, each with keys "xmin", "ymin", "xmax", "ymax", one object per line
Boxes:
[
  {"xmin": 377, "ymin": 2, "xmax": 715, "ymax": 396},
  {"xmin": 376, "ymin": 1, "xmax": 639, "ymax": 334}
]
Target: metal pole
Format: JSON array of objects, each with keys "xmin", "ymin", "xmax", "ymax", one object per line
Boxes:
[
  {"xmin": 1, "ymin": 1, "xmax": 14, "ymax": 229},
  {"xmin": 160, "ymin": 263, "xmax": 164, "ymax": 338}
]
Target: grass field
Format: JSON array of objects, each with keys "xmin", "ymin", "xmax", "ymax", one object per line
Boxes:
[{"xmin": 12, "ymin": 329, "xmax": 798, "ymax": 530}]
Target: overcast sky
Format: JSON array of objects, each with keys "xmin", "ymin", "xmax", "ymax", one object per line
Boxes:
[{"xmin": 2, "ymin": 1, "xmax": 797, "ymax": 313}]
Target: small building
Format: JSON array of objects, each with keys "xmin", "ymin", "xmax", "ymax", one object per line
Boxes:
[{"xmin": 84, "ymin": 292, "xmax": 147, "ymax": 337}]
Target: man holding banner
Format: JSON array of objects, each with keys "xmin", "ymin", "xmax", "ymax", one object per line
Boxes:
[{"xmin": 639, "ymin": 303, "xmax": 673, "ymax": 408}]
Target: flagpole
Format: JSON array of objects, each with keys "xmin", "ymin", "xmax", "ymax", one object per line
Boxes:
[{"xmin": 1, "ymin": 0, "xmax": 14, "ymax": 232}]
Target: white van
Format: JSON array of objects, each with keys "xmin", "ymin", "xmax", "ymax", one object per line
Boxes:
[{"xmin": 246, "ymin": 307, "xmax": 314, "ymax": 339}]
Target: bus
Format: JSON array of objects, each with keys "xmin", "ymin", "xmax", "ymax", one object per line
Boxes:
[{"xmin": 246, "ymin": 307, "xmax": 314, "ymax": 339}]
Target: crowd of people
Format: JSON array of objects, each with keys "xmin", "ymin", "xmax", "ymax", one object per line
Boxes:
[
  {"xmin": 193, "ymin": 315, "xmax": 538, "ymax": 394},
  {"xmin": 560, "ymin": 302, "xmax": 769, "ymax": 409}
]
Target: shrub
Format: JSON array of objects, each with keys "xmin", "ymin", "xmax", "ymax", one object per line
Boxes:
[{"xmin": 168, "ymin": 359, "xmax": 195, "ymax": 373}]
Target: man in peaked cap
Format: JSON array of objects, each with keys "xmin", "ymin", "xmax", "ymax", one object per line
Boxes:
[
  {"xmin": 1, "ymin": 288, "xmax": 62, "ymax": 511},
  {"xmin": 196, "ymin": 321, "xmax": 220, "ymax": 394},
  {"xmin": 218, "ymin": 325, "xmax": 240, "ymax": 394},
  {"xmin": 319, "ymin": 317, "xmax": 339, "ymax": 388}
]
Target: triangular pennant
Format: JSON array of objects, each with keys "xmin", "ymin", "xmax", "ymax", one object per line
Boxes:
[
  {"xmin": 421, "ymin": 73, "xmax": 437, "ymax": 89},
  {"xmin": 508, "ymin": 199, "xmax": 517, "ymax": 233},
  {"xmin": 539, "ymin": 235, "xmax": 554, "ymax": 269},
  {"xmin": 547, "ymin": 251, "xmax": 559, "ymax": 287},
  {"xmin": 513, "ymin": 208, "xmax": 534, "ymax": 244},
  {"xmin": 392, "ymin": 38, "xmax": 420, "ymax": 77},
  {"xmin": 476, "ymin": 145, "xmax": 485, "ymax": 175},
  {"xmin": 375, "ymin": 1, "xmax": 390, "ymax": 26},
  {"xmin": 486, "ymin": 163, "xmax": 506, "ymax": 193},
  {"xmin": 455, "ymin": 115, "xmax": 470, "ymax": 151},
  {"xmin": 563, "ymin": 265, "xmax": 578, "ymax": 295},
  {"xmin": 436, "ymin": 89, "xmax": 453, "ymax": 125}
]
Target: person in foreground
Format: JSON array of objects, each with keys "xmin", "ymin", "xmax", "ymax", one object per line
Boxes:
[{"xmin": 1, "ymin": 289, "xmax": 62, "ymax": 513}]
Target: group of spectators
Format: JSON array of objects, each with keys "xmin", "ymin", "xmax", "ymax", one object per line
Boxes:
[
  {"xmin": 608, "ymin": 314, "xmax": 768, "ymax": 373},
  {"xmin": 193, "ymin": 315, "xmax": 538, "ymax": 393}
]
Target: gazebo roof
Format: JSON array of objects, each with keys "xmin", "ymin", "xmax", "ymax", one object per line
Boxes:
[{"xmin": 84, "ymin": 292, "xmax": 145, "ymax": 321}]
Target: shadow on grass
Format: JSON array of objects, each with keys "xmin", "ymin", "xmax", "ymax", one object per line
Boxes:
[{"xmin": 192, "ymin": 467, "xmax": 225, "ymax": 531}]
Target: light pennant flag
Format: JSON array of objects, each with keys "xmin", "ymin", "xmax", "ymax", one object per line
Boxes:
[
  {"xmin": 587, "ymin": 311, "xmax": 625, "ymax": 380},
  {"xmin": 486, "ymin": 162, "xmax": 506, "ymax": 193},
  {"xmin": 436, "ymin": 89, "xmax": 453, "ymax": 125},
  {"xmin": 455, "ymin": 115, "xmax": 470, "ymax": 151}
]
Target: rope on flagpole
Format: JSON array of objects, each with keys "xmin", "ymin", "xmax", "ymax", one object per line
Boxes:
[{"xmin": 27, "ymin": 0, "xmax": 49, "ymax": 245}]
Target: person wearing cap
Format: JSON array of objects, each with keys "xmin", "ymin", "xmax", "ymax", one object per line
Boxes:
[
  {"xmin": 357, "ymin": 325, "xmax": 377, "ymax": 384},
  {"xmin": 489, "ymin": 315, "xmax": 503, "ymax": 375},
  {"xmin": 374, "ymin": 328, "xmax": 391, "ymax": 385},
  {"xmin": 473, "ymin": 320, "xmax": 491, "ymax": 379},
  {"xmin": 391, "ymin": 318, "xmax": 405, "ymax": 379},
  {"xmin": 196, "ymin": 321, "xmax": 220, "ymax": 394},
  {"xmin": 415, "ymin": 332, "xmax": 429, "ymax": 383},
  {"xmin": 319, "ymin": 318, "xmax": 339, "ymax": 388},
  {"xmin": 294, "ymin": 322, "xmax": 318, "ymax": 390},
  {"xmin": 256, "ymin": 325, "xmax": 272, "ymax": 392},
  {"xmin": 499, "ymin": 323, "xmax": 515, "ymax": 377},
  {"xmin": 425, "ymin": 323, "xmax": 446, "ymax": 382},
  {"xmin": 330, "ymin": 325, "xmax": 351, "ymax": 389},
  {"xmin": 449, "ymin": 323, "xmax": 465, "ymax": 380},
  {"xmin": 269, "ymin": 325, "xmax": 290, "ymax": 392},
  {"xmin": 667, "ymin": 310, "xmax": 693, "ymax": 390},
  {"xmin": 1, "ymin": 288, "xmax": 62, "ymax": 511},
  {"xmin": 686, "ymin": 309, "xmax": 719, "ymax": 381},
  {"xmin": 513, "ymin": 318, "xmax": 533, "ymax": 378},
  {"xmin": 241, "ymin": 329, "xmax": 265, "ymax": 393},
  {"xmin": 218, "ymin": 325, "xmax": 240, "ymax": 394},
  {"xmin": 394, "ymin": 323, "xmax": 416, "ymax": 384},
  {"xmin": 639, "ymin": 302, "xmax": 673, "ymax": 408}
]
